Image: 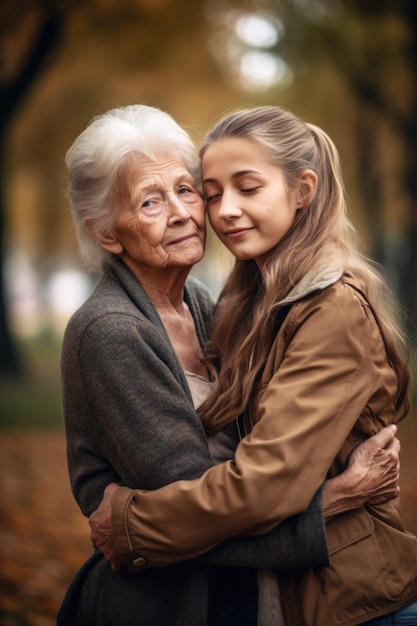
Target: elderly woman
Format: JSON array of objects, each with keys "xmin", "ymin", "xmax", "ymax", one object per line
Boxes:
[{"xmin": 58, "ymin": 105, "xmax": 399, "ymax": 626}]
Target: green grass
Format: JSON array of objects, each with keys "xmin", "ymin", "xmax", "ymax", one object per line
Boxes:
[
  {"xmin": 0, "ymin": 333, "xmax": 63, "ymax": 430},
  {"xmin": 0, "ymin": 381, "xmax": 62, "ymax": 429}
]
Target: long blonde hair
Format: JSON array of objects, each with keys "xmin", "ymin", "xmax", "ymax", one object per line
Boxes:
[{"xmin": 198, "ymin": 106, "xmax": 410, "ymax": 434}]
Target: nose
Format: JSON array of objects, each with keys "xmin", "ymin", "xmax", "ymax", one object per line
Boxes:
[
  {"xmin": 216, "ymin": 190, "xmax": 243, "ymax": 220},
  {"xmin": 166, "ymin": 192, "xmax": 192, "ymax": 224}
]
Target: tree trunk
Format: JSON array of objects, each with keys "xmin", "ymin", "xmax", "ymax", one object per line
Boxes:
[
  {"xmin": 0, "ymin": 138, "xmax": 21, "ymax": 377},
  {"xmin": 0, "ymin": 10, "xmax": 63, "ymax": 378}
]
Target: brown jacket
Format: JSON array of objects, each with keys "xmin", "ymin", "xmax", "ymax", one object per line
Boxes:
[
  {"xmin": 112, "ymin": 273, "xmax": 417, "ymax": 625},
  {"xmin": 59, "ymin": 257, "xmax": 328, "ymax": 626}
]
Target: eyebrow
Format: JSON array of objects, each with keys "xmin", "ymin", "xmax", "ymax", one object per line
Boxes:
[
  {"xmin": 202, "ymin": 170, "xmax": 261, "ymax": 185},
  {"xmin": 137, "ymin": 183, "xmax": 159, "ymax": 195}
]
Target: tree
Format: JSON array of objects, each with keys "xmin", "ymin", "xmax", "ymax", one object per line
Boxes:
[
  {"xmin": 273, "ymin": 0, "xmax": 417, "ymax": 339},
  {"xmin": 341, "ymin": 1, "xmax": 417, "ymax": 340},
  {"xmin": 0, "ymin": 1, "xmax": 68, "ymax": 376}
]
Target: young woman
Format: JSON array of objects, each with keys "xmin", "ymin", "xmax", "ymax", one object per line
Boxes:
[
  {"xmin": 60, "ymin": 105, "xmax": 398, "ymax": 626},
  {"xmin": 96, "ymin": 106, "xmax": 417, "ymax": 625}
]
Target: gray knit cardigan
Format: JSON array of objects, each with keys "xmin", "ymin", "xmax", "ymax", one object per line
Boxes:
[{"xmin": 58, "ymin": 256, "xmax": 328, "ymax": 626}]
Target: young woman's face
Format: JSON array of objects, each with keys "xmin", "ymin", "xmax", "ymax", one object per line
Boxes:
[{"xmin": 202, "ymin": 137, "xmax": 302, "ymax": 267}]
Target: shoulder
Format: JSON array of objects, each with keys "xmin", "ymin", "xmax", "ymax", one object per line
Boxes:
[
  {"xmin": 63, "ymin": 273, "xmax": 151, "ymax": 352},
  {"xmin": 293, "ymin": 274, "xmax": 370, "ymax": 318},
  {"xmin": 283, "ymin": 275, "xmax": 374, "ymax": 350}
]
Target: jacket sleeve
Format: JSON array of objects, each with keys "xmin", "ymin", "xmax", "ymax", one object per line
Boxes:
[
  {"xmin": 62, "ymin": 303, "xmax": 329, "ymax": 571},
  {"xmin": 112, "ymin": 485, "xmax": 329, "ymax": 572},
  {"xmin": 108, "ymin": 283, "xmax": 379, "ymax": 567}
]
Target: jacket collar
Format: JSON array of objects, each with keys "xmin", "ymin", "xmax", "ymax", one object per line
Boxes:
[{"xmin": 279, "ymin": 266, "xmax": 343, "ymax": 305}]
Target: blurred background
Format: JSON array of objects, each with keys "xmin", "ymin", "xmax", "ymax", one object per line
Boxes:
[{"xmin": 0, "ymin": 0, "xmax": 416, "ymax": 624}]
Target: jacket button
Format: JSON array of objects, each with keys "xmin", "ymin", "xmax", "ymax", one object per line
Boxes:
[{"xmin": 132, "ymin": 556, "xmax": 146, "ymax": 568}]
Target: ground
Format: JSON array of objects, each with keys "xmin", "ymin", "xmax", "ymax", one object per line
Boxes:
[
  {"xmin": 0, "ymin": 418, "xmax": 416, "ymax": 626},
  {"xmin": 0, "ymin": 432, "xmax": 90, "ymax": 626}
]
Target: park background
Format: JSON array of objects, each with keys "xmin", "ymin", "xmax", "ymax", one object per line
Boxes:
[{"xmin": 0, "ymin": 1, "xmax": 416, "ymax": 624}]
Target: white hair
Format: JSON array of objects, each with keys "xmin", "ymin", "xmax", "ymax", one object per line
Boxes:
[{"xmin": 66, "ymin": 104, "xmax": 199, "ymax": 272}]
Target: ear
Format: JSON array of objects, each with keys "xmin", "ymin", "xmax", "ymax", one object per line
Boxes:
[
  {"xmin": 296, "ymin": 170, "xmax": 318, "ymax": 209},
  {"xmin": 83, "ymin": 219, "xmax": 124, "ymax": 255}
]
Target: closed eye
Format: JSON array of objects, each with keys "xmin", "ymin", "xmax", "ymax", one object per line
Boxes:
[
  {"xmin": 205, "ymin": 193, "xmax": 222, "ymax": 203},
  {"xmin": 241, "ymin": 186, "xmax": 260, "ymax": 194}
]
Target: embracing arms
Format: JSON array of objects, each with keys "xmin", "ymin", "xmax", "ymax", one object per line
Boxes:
[
  {"xmin": 89, "ymin": 282, "xmax": 402, "ymax": 569},
  {"xmin": 90, "ymin": 425, "xmax": 400, "ymax": 571},
  {"xmin": 62, "ymin": 278, "xmax": 331, "ymax": 574}
]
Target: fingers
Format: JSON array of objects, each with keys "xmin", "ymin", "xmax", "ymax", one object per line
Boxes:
[
  {"xmin": 374, "ymin": 438, "xmax": 400, "ymax": 468},
  {"xmin": 104, "ymin": 482, "xmax": 120, "ymax": 499},
  {"xmin": 370, "ymin": 424, "xmax": 397, "ymax": 450},
  {"xmin": 368, "ymin": 486, "xmax": 400, "ymax": 505},
  {"xmin": 368, "ymin": 451, "xmax": 401, "ymax": 497},
  {"xmin": 385, "ymin": 437, "xmax": 401, "ymax": 458}
]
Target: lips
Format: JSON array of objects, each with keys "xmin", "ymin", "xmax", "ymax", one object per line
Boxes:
[
  {"xmin": 166, "ymin": 233, "xmax": 199, "ymax": 245},
  {"xmin": 223, "ymin": 227, "xmax": 253, "ymax": 238}
]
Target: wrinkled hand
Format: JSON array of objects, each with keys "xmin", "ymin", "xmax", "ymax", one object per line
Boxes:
[
  {"xmin": 322, "ymin": 425, "xmax": 400, "ymax": 519},
  {"xmin": 89, "ymin": 482, "xmax": 121, "ymax": 571},
  {"xmin": 346, "ymin": 424, "xmax": 400, "ymax": 505}
]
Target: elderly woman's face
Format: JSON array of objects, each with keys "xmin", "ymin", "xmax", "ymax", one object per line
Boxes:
[{"xmin": 103, "ymin": 151, "xmax": 206, "ymax": 278}]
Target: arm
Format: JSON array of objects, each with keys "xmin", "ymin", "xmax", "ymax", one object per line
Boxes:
[
  {"xmin": 92, "ymin": 483, "xmax": 327, "ymax": 573},
  {"xmin": 63, "ymin": 289, "xmax": 328, "ymax": 571},
  {"xmin": 90, "ymin": 425, "xmax": 400, "ymax": 571},
  {"xmin": 320, "ymin": 424, "xmax": 400, "ymax": 518},
  {"xmin": 90, "ymin": 283, "xmax": 395, "ymax": 566},
  {"xmin": 202, "ymin": 424, "xmax": 400, "ymax": 564}
]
